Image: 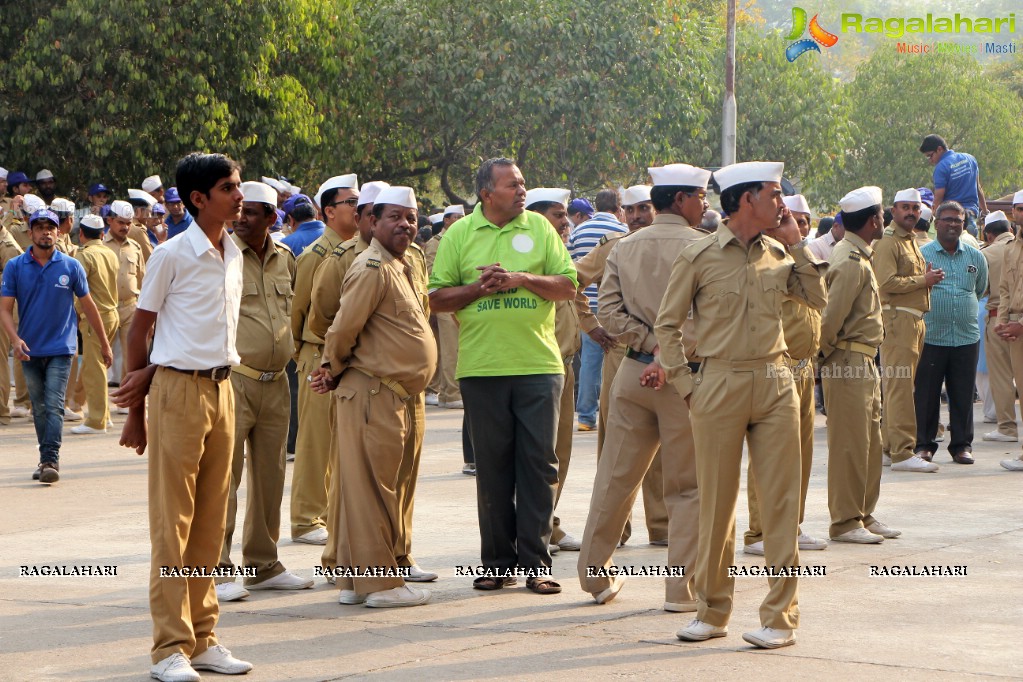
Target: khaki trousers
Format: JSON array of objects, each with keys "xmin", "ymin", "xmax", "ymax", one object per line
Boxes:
[
  {"xmin": 331, "ymin": 369, "xmax": 408, "ymax": 594},
  {"xmin": 1008, "ymin": 339, "xmax": 1023, "ymax": 459},
  {"xmin": 880, "ymin": 310, "xmax": 925, "ymax": 462},
  {"xmin": 81, "ymin": 310, "xmax": 119, "ymax": 429},
  {"xmin": 551, "ymin": 360, "xmax": 575, "ymax": 544},
  {"xmin": 10, "ymin": 305, "xmax": 31, "ymax": 410},
  {"xmin": 746, "ymin": 360, "xmax": 814, "ymax": 544},
  {"xmin": 985, "ymin": 316, "xmax": 1017, "ymax": 437},
  {"xmin": 117, "ymin": 302, "xmax": 137, "ymax": 382},
  {"xmin": 0, "ymin": 325, "xmax": 11, "ymax": 422},
  {"xmin": 437, "ymin": 313, "xmax": 461, "ymax": 403},
  {"xmin": 217, "ymin": 373, "xmax": 289, "ymax": 586},
  {"xmin": 690, "ymin": 359, "xmax": 801, "ymax": 630},
  {"xmin": 291, "ymin": 342, "xmax": 331, "ymax": 537},
  {"xmin": 148, "ymin": 367, "xmax": 234, "ymax": 664},
  {"xmin": 597, "ymin": 346, "xmax": 668, "ymax": 542},
  {"xmin": 395, "ymin": 392, "xmax": 425, "ymax": 566},
  {"xmin": 578, "ymin": 357, "xmax": 698, "ymax": 603},
  {"xmin": 67, "ymin": 348, "xmax": 85, "ymax": 411},
  {"xmin": 823, "ymin": 349, "xmax": 882, "ymax": 537}
]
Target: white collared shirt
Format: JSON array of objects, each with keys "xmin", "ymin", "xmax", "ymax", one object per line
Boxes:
[
  {"xmin": 138, "ymin": 221, "xmax": 243, "ymax": 369},
  {"xmin": 808, "ymin": 231, "xmax": 838, "ymax": 262}
]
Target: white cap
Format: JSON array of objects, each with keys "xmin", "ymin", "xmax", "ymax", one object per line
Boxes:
[
  {"xmin": 128, "ymin": 188, "xmax": 158, "ymax": 207},
  {"xmin": 525, "ymin": 188, "xmax": 570, "ymax": 207},
  {"xmin": 648, "ymin": 164, "xmax": 711, "ymax": 189},
  {"xmin": 444, "ymin": 205, "xmax": 465, "ymax": 216},
  {"xmin": 261, "ymin": 176, "xmax": 285, "ymax": 193},
  {"xmin": 782, "ymin": 194, "xmax": 810, "ymax": 214},
  {"xmin": 109, "ymin": 200, "xmax": 135, "ymax": 220},
  {"xmin": 0, "ymin": 168, "xmax": 7, "ymax": 179},
  {"xmin": 985, "ymin": 210, "xmax": 1009, "ymax": 226},
  {"xmin": 921, "ymin": 205, "xmax": 933, "ymax": 222},
  {"xmin": 839, "ymin": 186, "xmax": 883, "ymax": 214},
  {"xmin": 429, "ymin": 212, "xmax": 444, "ymax": 225},
  {"xmin": 374, "ymin": 186, "xmax": 417, "ymax": 209},
  {"xmin": 80, "ymin": 215, "xmax": 104, "ymax": 231},
  {"xmin": 892, "ymin": 188, "xmax": 922, "ymax": 204},
  {"xmin": 621, "ymin": 185, "xmax": 652, "ymax": 207},
  {"xmin": 283, "ymin": 181, "xmax": 301, "ymax": 195},
  {"xmin": 35, "ymin": 169, "xmax": 54, "ymax": 181},
  {"xmin": 50, "ymin": 198, "xmax": 75, "ymax": 213},
  {"xmin": 241, "ymin": 181, "xmax": 277, "ymax": 206},
  {"xmin": 1013, "ymin": 190, "xmax": 1023, "ymax": 206},
  {"xmin": 357, "ymin": 181, "xmax": 391, "ymax": 208},
  {"xmin": 712, "ymin": 161, "xmax": 784, "ymax": 192},
  {"xmin": 22, "ymin": 194, "xmax": 46, "ymax": 214},
  {"xmin": 314, "ymin": 174, "xmax": 359, "ymax": 208},
  {"xmin": 141, "ymin": 175, "xmax": 162, "ymax": 192}
]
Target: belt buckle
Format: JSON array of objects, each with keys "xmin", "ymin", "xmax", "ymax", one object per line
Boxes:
[
  {"xmin": 258, "ymin": 371, "xmax": 276, "ymax": 382},
  {"xmin": 794, "ymin": 358, "xmax": 808, "ymax": 371},
  {"xmin": 212, "ymin": 366, "xmax": 231, "ymax": 381}
]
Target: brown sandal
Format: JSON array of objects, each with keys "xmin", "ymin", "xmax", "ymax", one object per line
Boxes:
[
  {"xmin": 526, "ymin": 577, "xmax": 562, "ymax": 595},
  {"xmin": 473, "ymin": 576, "xmax": 517, "ymax": 591}
]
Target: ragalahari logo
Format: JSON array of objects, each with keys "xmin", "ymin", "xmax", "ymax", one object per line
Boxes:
[{"xmin": 785, "ymin": 7, "xmax": 839, "ymax": 61}]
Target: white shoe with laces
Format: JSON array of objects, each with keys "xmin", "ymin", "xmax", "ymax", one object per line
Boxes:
[
  {"xmin": 797, "ymin": 532, "xmax": 828, "ymax": 550},
  {"xmin": 891, "ymin": 454, "xmax": 939, "ymax": 472},
  {"xmin": 676, "ymin": 619, "xmax": 728, "ymax": 641},
  {"xmin": 190, "ymin": 644, "xmax": 253, "ymax": 674},
  {"xmin": 742, "ymin": 541, "xmax": 765, "ymax": 556},
  {"xmin": 983, "ymin": 430, "xmax": 1017, "ymax": 442},
  {"xmin": 215, "ymin": 582, "xmax": 250, "ymax": 602},
  {"xmin": 248, "ymin": 570, "xmax": 313, "ymax": 590},
  {"xmin": 405, "ymin": 565, "xmax": 439, "ymax": 582},
  {"xmin": 865, "ymin": 520, "xmax": 901, "ymax": 539},
  {"xmin": 1000, "ymin": 458, "xmax": 1023, "ymax": 471},
  {"xmin": 831, "ymin": 527, "xmax": 883, "ymax": 544},
  {"xmin": 150, "ymin": 653, "xmax": 200, "ymax": 682},
  {"xmin": 743, "ymin": 626, "xmax": 796, "ymax": 648}
]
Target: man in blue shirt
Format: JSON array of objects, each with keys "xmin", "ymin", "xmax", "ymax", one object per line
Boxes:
[
  {"xmin": 0, "ymin": 210, "xmax": 113, "ymax": 483},
  {"xmin": 916, "ymin": 201, "xmax": 988, "ymax": 466},
  {"xmin": 163, "ymin": 187, "xmax": 195, "ymax": 239},
  {"xmin": 280, "ymin": 194, "xmax": 324, "ymax": 256},
  {"xmin": 920, "ymin": 134, "xmax": 988, "ymax": 236}
]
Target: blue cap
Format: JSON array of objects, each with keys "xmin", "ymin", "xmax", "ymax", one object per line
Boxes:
[
  {"xmin": 568, "ymin": 198, "xmax": 594, "ymax": 217},
  {"xmin": 917, "ymin": 187, "xmax": 934, "ymax": 208},
  {"xmin": 152, "ymin": 203, "xmax": 167, "ymax": 216},
  {"xmin": 8, "ymin": 171, "xmax": 30, "ymax": 185},
  {"xmin": 29, "ymin": 209, "xmax": 59, "ymax": 226},
  {"xmin": 271, "ymin": 209, "xmax": 285, "ymax": 231},
  {"xmin": 164, "ymin": 187, "xmax": 181, "ymax": 203},
  {"xmin": 88, "ymin": 183, "xmax": 110, "ymax": 196},
  {"xmin": 282, "ymin": 193, "xmax": 312, "ymax": 215}
]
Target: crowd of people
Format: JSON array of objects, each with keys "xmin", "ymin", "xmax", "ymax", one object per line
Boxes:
[{"xmin": 2, "ymin": 134, "xmax": 1023, "ymax": 680}]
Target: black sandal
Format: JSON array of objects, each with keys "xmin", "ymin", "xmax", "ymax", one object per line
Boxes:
[
  {"xmin": 526, "ymin": 577, "xmax": 562, "ymax": 595},
  {"xmin": 473, "ymin": 576, "xmax": 517, "ymax": 591}
]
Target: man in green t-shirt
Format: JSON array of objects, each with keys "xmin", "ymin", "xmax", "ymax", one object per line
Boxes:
[{"xmin": 429, "ymin": 158, "xmax": 578, "ymax": 595}]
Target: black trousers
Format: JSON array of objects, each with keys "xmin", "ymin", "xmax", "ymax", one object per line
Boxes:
[
  {"xmin": 461, "ymin": 374, "xmax": 563, "ymax": 571},
  {"xmin": 914, "ymin": 342, "xmax": 978, "ymax": 456},
  {"xmin": 462, "ymin": 412, "xmax": 475, "ymax": 464},
  {"xmin": 286, "ymin": 360, "xmax": 299, "ymax": 454}
]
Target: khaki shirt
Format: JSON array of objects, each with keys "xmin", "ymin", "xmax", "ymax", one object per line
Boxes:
[
  {"xmin": 56, "ymin": 233, "xmax": 78, "ymax": 257},
  {"xmin": 74, "ymin": 239, "xmax": 119, "ymax": 315},
  {"xmin": 323, "ymin": 239, "xmax": 437, "ymax": 394},
  {"xmin": 573, "ymin": 231, "xmax": 627, "ymax": 333},
  {"xmin": 128, "ymin": 222, "xmax": 154, "ymax": 263},
  {"xmin": 232, "ymin": 233, "xmax": 296, "ymax": 372},
  {"xmin": 997, "ymin": 236, "xmax": 1023, "ymax": 324},
  {"xmin": 423, "ymin": 233, "xmax": 442, "ymax": 272},
  {"xmin": 102, "ymin": 233, "xmax": 146, "ymax": 304},
  {"xmin": 2, "ymin": 213, "xmax": 30, "ymax": 251},
  {"xmin": 981, "ymin": 231, "xmax": 1013, "ymax": 311},
  {"xmin": 914, "ymin": 231, "xmax": 932, "ymax": 246},
  {"xmin": 782, "ymin": 298, "xmax": 821, "ymax": 361},
  {"xmin": 292, "ymin": 228, "xmax": 346, "ymax": 347},
  {"xmin": 599, "ymin": 214, "xmax": 704, "ymax": 358},
  {"xmin": 654, "ymin": 225, "xmax": 827, "ymax": 398},
  {"xmin": 0, "ymin": 225, "xmax": 24, "ymax": 272},
  {"xmin": 872, "ymin": 225, "xmax": 930, "ymax": 312},
  {"xmin": 819, "ymin": 232, "xmax": 883, "ymax": 357},
  {"xmin": 555, "ymin": 300, "xmax": 581, "ymax": 360}
]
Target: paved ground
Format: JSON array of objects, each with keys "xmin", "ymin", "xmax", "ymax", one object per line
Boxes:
[{"xmin": 1, "ymin": 398, "xmax": 1022, "ymax": 681}]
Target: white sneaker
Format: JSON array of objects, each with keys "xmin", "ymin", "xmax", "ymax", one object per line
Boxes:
[
  {"xmin": 150, "ymin": 653, "xmax": 200, "ymax": 682},
  {"xmin": 405, "ymin": 565, "xmax": 438, "ymax": 582},
  {"xmin": 10, "ymin": 406, "xmax": 31, "ymax": 418},
  {"xmin": 1000, "ymin": 458, "xmax": 1023, "ymax": 471},
  {"xmin": 557, "ymin": 534, "xmax": 582, "ymax": 551},
  {"xmin": 70, "ymin": 423, "xmax": 107, "ymax": 434},
  {"xmin": 365, "ymin": 585, "xmax": 431, "ymax": 608},
  {"xmin": 676, "ymin": 619, "xmax": 728, "ymax": 641},
  {"xmin": 248, "ymin": 570, "xmax": 313, "ymax": 590},
  {"xmin": 882, "ymin": 453, "xmax": 892, "ymax": 467},
  {"xmin": 797, "ymin": 533, "xmax": 828, "ymax": 550},
  {"xmin": 594, "ymin": 576, "xmax": 625, "ymax": 604},
  {"xmin": 548, "ymin": 544, "xmax": 560, "ymax": 555},
  {"xmin": 865, "ymin": 521, "xmax": 901, "ymax": 539},
  {"xmin": 425, "ymin": 393, "xmax": 439, "ymax": 406},
  {"xmin": 891, "ymin": 455, "xmax": 939, "ymax": 473},
  {"xmin": 439, "ymin": 400, "xmax": 464, "ymax": 409},
  {"xmin": 215, "ymin": 582, "xmax": 250, "ymax": 602},
  {"xmin": 293, "ymin": 527, "xmax": 328, "ymax": 545},
  {"xmin": 338, "ymin": 589, "xmax": 366, "ymax": 605},
  {"xmin": 983, "ymin": 415, "xmax": 997, "ymax": 423},
  {"xmin": 743, "ymin": 541, "xmax": 765, "ymax": 556},
  {"xmin": 286, "ymin": 451, "xmax": 295, "ymax": 462},
  {"xmin": 663, "ymin": 600, "xmax": 698, "ymax": 613},
  {"xmin": 190, "ymin": 644, "xmax": 253, "ymax": 675},
  {"xmin": 831, "ymin": 527, "xmax": 883, "ymax": 544},
  {"xmin": 63, "ymin": 407, "xmax": 83, "ymax": 421},
  {"xmin": 983, "ymin": 431, "xmax": 1018, "ymax": 442},
  {"xmin": 462, "ymin": 463, "xmax": 476, "ymax": 475},
  {"xmin": 743, "ymin": 626, "xmax": 796, "ymax": 649}
]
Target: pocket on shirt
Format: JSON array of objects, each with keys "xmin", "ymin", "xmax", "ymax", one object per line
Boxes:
[
  {"xmin": 394, "ymin": 297, "xmax": 424, "ymax": 332},
  {"xmin": 700, "ymin": 279, "xmax": 741, "ymax": 319},
  {"xmin": 275, "ymin": 280, "xmax": 293, "ymax": 316}
]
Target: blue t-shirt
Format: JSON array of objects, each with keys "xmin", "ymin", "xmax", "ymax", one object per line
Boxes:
[
  {"xmin": 933, "ymin": 150, "xmax": 980, "ymax": 214},
  {"xmin": 1, "ymin": 248, "xmax": 89, "ymax": 356},
  {"xmin": 282, "ymin": 220, "xmax": 326, "ymax": 256},
  {"xmin": 165, "ymin": 212, "xmax": 194, "ymax": 240}
]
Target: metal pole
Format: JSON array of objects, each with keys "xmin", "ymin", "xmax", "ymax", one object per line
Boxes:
[{"xmin": 722, "ymin": 0, "xmax": 737, "ymax": 166}]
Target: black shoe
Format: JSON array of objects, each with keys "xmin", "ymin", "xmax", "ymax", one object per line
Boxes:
[
  {"xmin": 38, "ymin": 462, "xmax": 60, "ymax": 483},
  {"xmin": 32, "ymin": 464, "xmax": 42, "ymax": 481},
  {"xmin": 951, "ymin": 451, "xmax": 975, "ymax": 465}
]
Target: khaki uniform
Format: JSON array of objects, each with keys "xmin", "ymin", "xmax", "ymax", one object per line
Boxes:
[
  {"xmin": 7, "ymin": 215, "xmax": 30, "ymax": 251},
  {"xmin": 423, "ymin": 233, "xmax": 460, "ymax": 402},
  {"xmin": 914, "ymin": 231, "xmax": 932, "ymax": 246},
  {"xmin": 579, "ymin": 214, "xmax": 704, "ymax": 604},
  {"xmin": 217, "ymin": 235, "xmax": 296, "ymax": 585},
  {"xmin": 552, "ymin": 299, "xmax": 581, "ymax": 545},
  {"xmin": 322, "ymin": 240, "xmax": 436, "ymax": 595},
  {"xmin": 655, "ymin": 226, "xmax": 827, "ymax": 630},
  {"xmin": 104, "ymin": 234, "xmax": 146, "ymax": 380},
  {"xmin": 73, "ymin": 239, "xmax": 120, "ymax": 429},
  {"xmin": 290, "ymin": 229, "xmax": 346, "ymax": 538},
  {"xmin": 746, "ymin": 297, "xmax": 820, "ymax": 545},
  {"xmin": 872, "ymin": 225, "xmax": 930, "ymax": 463},
  {"xmin": 574, "ymin": 231, "xmax": 668, "ymax": 543},
  {"xmin": 0, "ymin": 226, "xmax": 23, "ymax": 423},
  {"xmin": 128, "ymin": 222, "xmax": 154, "ymax": 262},
  {"xmin": 820, "ymin": 233, "xmax": 884, "ymax": 538},
  {"xmin": 981, "ymin": 232, "xmax": 1017, "ymax": 437},
  {"xmin": 997, "ymin": 237, "xmax": 1023, "ymax": 459}
]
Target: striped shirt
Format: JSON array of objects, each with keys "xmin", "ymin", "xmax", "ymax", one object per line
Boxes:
[
  {"xmin": 568, "ymin": 212, "xmax": 627, "ymax": 312},
  {"xmin": 920, "ymin": 239, "xmax": 988, "ymax": 347}
]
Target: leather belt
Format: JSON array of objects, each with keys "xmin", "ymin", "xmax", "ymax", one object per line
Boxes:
[
  {"xmin": 989, "ymin": 309, "xmax": 998, "ymax": 319},
  {"xmin": 354, "ymin": 368, "xmax": 411, "ymax": 401},
  {"xmin": 166, "ymin": 365, "xmax": 232, "ymax": 382},
  {"xmin": 881, "ymin": 305, "xmax": 924, "ymax": 318},
  {"xmin": 625, "ymin": 348, "xmax": 655, "ymax": 364},
  {"xmin": 834, "ymin": 341, "xmax": 877, "ymax": 357},
  {"xmin": 232, "ymin": 364, "xmax": 285, "ymax": 382}
]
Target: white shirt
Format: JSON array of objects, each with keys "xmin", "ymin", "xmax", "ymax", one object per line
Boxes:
[
  {"xmin": 808, "ymin": 230, "xmax": 839, "ymax": 262},
  {"xmin": 138, "ymin": 221, "xmax": 243, "ymax": 369}
]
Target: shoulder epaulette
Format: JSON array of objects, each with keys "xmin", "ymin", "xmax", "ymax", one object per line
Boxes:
[
  {"xmin": 330, "ymin": 242, "xmax": 351, "ymax": 257},
  {"xmin": 311, "ymin": 243, "xmax": 327, "ymax": 257},
  {"xmin": 599, "ymin": 232, "xmax": 627, "ymax": 247},
  {"xmin": 274, "ymin": 239, "xmax": 293, "ymax": 255},
  {"xmin": 409, "ymin": 242, "xmax": 424, "ymax": 253},
  {"xmin": 366, "ymin": 258, "xmax": 380, "ymax": 269},
  {"xmin": 679, "ymin": 234, "xmax": 716, "ymax": 263},
  {"xmin": 883, "ymin": 227, "xmax": 894, "ymax": 236},
  {"xmin": 849, "ymin": 251, "xmax": 862, "ymax": 261}
]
